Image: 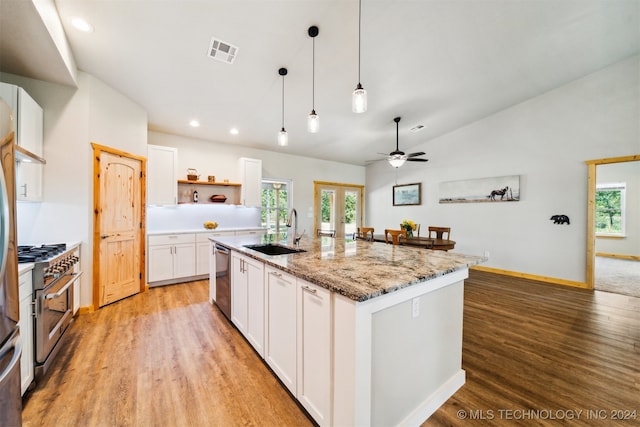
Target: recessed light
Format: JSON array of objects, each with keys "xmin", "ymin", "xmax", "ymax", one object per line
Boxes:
[
  {"xmin": 189, "ymin": 120, "xmax": 200, "ymax": 127},
  {"xmin": 230, "ymin": 128, "xmax": 239, "ymax": 135},
  {"xmin": 71, "ymin": 17, "xmax": 94, "ymax": 33}
]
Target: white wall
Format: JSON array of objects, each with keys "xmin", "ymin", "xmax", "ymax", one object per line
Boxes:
[
  {"xmin": 367, "ymin": 56, "xmax": 640, "ymax": 284},
  {"xmin": 595, "ymin": 161, "xmax": 640, "ymax": 256},
  {"xmin": 1, "ymin": 70, "xmax": 148, "ymax": 308},
  {"xmin": 148, "ymin": 131, "xmax": 366, "ymax": 236}
]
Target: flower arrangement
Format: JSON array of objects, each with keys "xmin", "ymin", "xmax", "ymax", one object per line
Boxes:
[
  {"xmin": 401, "ymin": 219, "xmax": 417, "ymax": 237},
  {"xmin": 203, "ymin": 221, "xmax": 218, "ymax": 230}
]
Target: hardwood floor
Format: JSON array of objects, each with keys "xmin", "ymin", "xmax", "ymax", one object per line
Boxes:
[
  {"xmin": 22, "ymin": 281, "xmax": 313, "ymax": 427},
  {"xmin": 427, "ymin": 270, "xmax": 640, "ymax": 426},
  {"xmin": 22, "ymin": 272, "xmax": 639, "ymax": 426}
]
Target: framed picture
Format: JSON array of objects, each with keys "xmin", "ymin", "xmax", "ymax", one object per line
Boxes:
[
  {"xmin": 393, "ymin": 183, "xmax": 421, "ymax": 206},
  {"xmin": 438, "ymin": 175, "xmax": 520, "ymax": 204}
]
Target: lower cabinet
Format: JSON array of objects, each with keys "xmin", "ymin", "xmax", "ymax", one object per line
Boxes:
[
  {"xmin": 18, "ymin": 270, "xmax": 34, "ymax": 395},
  {"xmin": 147, "ymin": 234, "xmax": 196, "ymax": 284},
  {"xmin": 265, "ymin": 266, "xmax": 298, "ymax": 395},
  {"xmin": 230, "ymin": 252, "xmax": 265, "ymax": 356},
  {"xmin": 297, "ymin": 279, "xmax": 332, "ymax": 426},
  {"xmin": 227, "ymin": 255, "xmax": 333, "ymax": 426}
]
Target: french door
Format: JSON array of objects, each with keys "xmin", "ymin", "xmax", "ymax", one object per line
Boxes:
[{"xmin": 313, "ymin": 181, "xmax": 364, "ymax": 238}]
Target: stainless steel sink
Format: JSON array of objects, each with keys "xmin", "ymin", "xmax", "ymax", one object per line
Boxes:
[{"xmin": 244, "ymin": 244, "xmax": 306, "ymax": 255}]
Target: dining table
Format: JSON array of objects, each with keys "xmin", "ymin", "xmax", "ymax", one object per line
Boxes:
[{"xmin": 372, "ymin": 235, "xmax": 456, "ymax": 251}]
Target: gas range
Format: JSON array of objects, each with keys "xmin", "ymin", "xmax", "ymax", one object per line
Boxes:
[
  {"xmin": 18, "ymin": 243, "xmax": 68, "ymax": 263},
  {"xmin": 18, "ymin": 243, "xmax": 79, "ymax": 290},
  {"xmin": 19, "ymin": 242, "xmax": 82, "ymax": 380}
]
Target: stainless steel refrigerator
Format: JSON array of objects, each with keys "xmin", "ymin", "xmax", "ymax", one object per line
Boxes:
[{"xmin": 0, "ymin": 98, "xmax": 22, "ymax": 426}]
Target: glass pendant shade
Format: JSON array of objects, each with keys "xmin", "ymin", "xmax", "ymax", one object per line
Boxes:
[
  {"xmin": 352, "ymin": 84, "xmax": 367, "ymax": 113},
  {"xmin": 388, "ymin": 155, "xmax": 406, "ymax": 168},
  {"xmin": 307, "ymin": 110, "xmax": 319, "ymax": 133},
  {"xmin": 278, "ymin": 128, "xmax": 288, "ymax": 146}
]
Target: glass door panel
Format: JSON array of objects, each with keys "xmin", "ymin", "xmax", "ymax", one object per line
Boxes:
[{"xmin": 314, "ymin": 182, "xmax": 363, "ymax": 238}]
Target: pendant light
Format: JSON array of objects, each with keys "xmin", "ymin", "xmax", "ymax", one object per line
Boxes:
[
  {"xmin": 307, "ymin": 26, "xmax": 320, "ymax": 133},
  {"xmin": 278, "ymin": 67, "xmax": 288, "ymax": 146},
  {"xmin": 352, "ymin": 0, "xmax": 367, "ymax": 113}
]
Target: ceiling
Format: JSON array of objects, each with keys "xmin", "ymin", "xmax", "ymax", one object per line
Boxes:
[{"xmin": 1, "ymin": 1, "xmax": 638, "ymax": 166}]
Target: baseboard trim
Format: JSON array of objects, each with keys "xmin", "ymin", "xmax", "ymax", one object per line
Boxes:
[
  {"xmin": 596, "ymin": 252, "xmax": 640, "ymax": 261},
  {"xmin": 78, "ymin": 306, "xmax": 94, "ymax": 315},
  {"xmin": 397, "ymin": 369, "xmax": 466, "ymax": 426},
  {"xmin": 470, "ymin": 266, "xmax": 590, "ymax": 289}
]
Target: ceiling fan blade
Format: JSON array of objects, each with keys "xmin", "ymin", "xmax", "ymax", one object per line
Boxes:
[
  {"xmin": 406, "ymin": 158, "xmax": 429, "ymax": 162},
  {"xmin": 407, "ymin": 151, "xmax": 426, "ymax": 158}
]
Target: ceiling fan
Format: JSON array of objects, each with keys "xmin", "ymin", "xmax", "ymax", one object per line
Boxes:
[{"xmin": 379, "ymin": 117, "xmax": 429, "ymax": 168}]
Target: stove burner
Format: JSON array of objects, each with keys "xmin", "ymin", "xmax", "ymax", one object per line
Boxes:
[{"xmin": 18, "ymin": 243, "xmax": 67, "ymax": 263}]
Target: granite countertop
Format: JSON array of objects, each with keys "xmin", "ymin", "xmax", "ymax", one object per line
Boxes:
[{"xmin": 212, "ymin": 235, "xmax": 485, "ymax": 302}]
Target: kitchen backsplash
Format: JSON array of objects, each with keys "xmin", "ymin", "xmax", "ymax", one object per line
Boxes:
[{"xmin": 147, "ymin": 203, "xmax": 261, "ymax": 232}]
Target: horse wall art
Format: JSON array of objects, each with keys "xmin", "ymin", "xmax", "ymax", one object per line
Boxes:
[{"xmin": 439, "ymin": 175, "xmax": 520, "ymax": 204}]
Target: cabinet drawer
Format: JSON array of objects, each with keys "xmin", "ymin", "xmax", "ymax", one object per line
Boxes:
[
  {"xmin": 18, "ymin": 271, "xmax": 33, "ymax": 300},
  {"xmin": 196, "ymin": 231, "xmax": 234, "ymax": 242},
  {"xmin": 149, "ymin": 233, "xmax": 195, "ymax": 245}
]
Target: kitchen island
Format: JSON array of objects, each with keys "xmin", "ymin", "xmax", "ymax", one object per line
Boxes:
[{"xmin": 210, "ymin": 234, "xmax": 484, "ymax": 427}]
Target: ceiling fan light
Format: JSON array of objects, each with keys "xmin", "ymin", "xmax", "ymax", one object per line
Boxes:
[
  {"xmin": 307, "ymin": 110, "xmax": 319, "ymax": 133},
  {"xmin": 352, "ymin": 84, "xmax": 367, "ymax": 113},
  {"xmin": 388, "ymin": 155, "xmax": 406, "ymax": 168},
  {"xmin": 278, "ymin": 128, "xmax": 288, "ymax": 146}
]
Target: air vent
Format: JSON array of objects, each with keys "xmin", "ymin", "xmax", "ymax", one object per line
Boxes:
[
  {"xmin": 410, "ymin": 124, "xmax": 425, "ymax": 133},
  {"xmin": 208, "ymin": 37, "xmax": 238, "ymax": 64}
]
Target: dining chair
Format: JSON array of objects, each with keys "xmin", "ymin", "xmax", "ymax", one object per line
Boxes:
[
  {"xmin": 317, "ymin": 229, "xmax": 336, "ymax": 237},
  {"xmin": 357, "ymin": 227, "xmax": 375, "ymax": 241},
  {"xmin": 384, "ymin": 229, "xmax": 407, "ymax": 245},
  {"xmin": 427, "ymin": 226, "xmax": 450, "ymax": 240}
]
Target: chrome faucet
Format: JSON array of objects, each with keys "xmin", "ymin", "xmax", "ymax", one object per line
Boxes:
[{"xmin": 286, "ymin": 208, "xmax": 304, "ymax": 246}]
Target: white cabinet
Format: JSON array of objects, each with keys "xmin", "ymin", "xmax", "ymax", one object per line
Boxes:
[
  {"xmin": 231, "ymin": 252, "xmax": 265, "ymax": 356},
  {"xmin": 209, "ymin": 240, "xmax": 217, "ymax": 303},
  {"xmin": 147, "ymin": 234, "xmax": 196, "ymax": 284},
  {"xmin": 265, "ymin": 266, "xmax": 297, "ymax": 395},
  {"xmin": 239, "ymin": 157, "xmax": 262, "ymax": 207},
  {"xmin": 0, "ymin": 83, "xmax": 44, "ymax": 202},
  {"xmin": 18, "ymin": 269, "xmax": 34, "ymax": 395},
  {"xmin": 147, "ymin": 144, "xmax": 177, "ymax": 205},
  {"xmin": 297, "ymin": 279, "xmax": 332, "ymax": 426}
]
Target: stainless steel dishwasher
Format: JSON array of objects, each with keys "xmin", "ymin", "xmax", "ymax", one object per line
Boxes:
[{"xmin": 214, "ymin": 243, "xmax": 231, "ymax": 319}]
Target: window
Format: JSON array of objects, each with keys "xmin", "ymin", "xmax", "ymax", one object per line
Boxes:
[
  {"xmin": 595, "ymin": 183, "xmax": 626, "ymax": 236},
  {"xmin": 261, "ymin": 179, "xmax": 291, "ymax": 235}
]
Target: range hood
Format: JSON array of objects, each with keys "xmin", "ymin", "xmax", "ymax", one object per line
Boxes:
[{"xmin": 15, "ymin": 144, "xmax": 45, "ymax": 164}]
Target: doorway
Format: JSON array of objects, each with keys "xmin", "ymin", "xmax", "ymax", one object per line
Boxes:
[
  {"xmin": 585, "ymin": 154, "xmax": 639, "ymax": 297},
  {"xmin": 92, "ymin": 143, "xmax": 146, "ymax": 308},
  {"xmin": 313, "ymin": 181, "xmax": 363, "ymax": 238}
]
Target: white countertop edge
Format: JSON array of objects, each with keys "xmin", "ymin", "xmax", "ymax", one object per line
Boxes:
[
  {"xmin": 19, "ymin": 262, "xmax": 34, "ymax": 275},
  {"xmin": 147, "ymin": 227, "xmax": 267, "ymax": 236}
]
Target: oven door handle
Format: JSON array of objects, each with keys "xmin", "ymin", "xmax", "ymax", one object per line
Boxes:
[{"xmin": 44, "ymin": 271, "xmax": 83, "ymax": 300}]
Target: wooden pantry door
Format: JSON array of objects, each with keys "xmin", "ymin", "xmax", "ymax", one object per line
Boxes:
[{"xmin": 92, "ymin": 143, "xmax": 146, "ymax": 308}]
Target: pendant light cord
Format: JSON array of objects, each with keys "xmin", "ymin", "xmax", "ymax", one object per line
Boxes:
[
  {"xmin": 312, "ymin": 36, "xmax": 315, "ymax": 110},
  {"xmin": 281, "ymin": 73, "xmax": 285, "ymax": 129},
  {"xmin": 357, "ymin": 0, "xmax": 362, "ymax": 84}
]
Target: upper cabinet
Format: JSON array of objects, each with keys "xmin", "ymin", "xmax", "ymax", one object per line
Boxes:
[
  {"xmin": 147, "ymin": 144, "xmax": 177, "ymax": 205},
  {"xmin": 239, "ymin": 157, "xmax": 262, "ymax": 207},
  {"xmin": 0, "ymin": 83, "xmax": 45, "ymax": 202}
]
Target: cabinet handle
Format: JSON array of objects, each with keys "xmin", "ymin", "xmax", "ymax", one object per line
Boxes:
[
  {"xmin": 302, "ymin": 285, "xmax": 317, "ymax": 295},
  {"xmin": 269, "ymin": 271, "xmax": 283, "ymax": 279},
  {"xmin": 20, "ymin": 184, "xmax": 27, "ymax": 197}
]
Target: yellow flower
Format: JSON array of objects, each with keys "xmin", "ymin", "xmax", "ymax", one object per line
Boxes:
[{"xmin": 401, "ymin": 219, "xmax": 416, "ymax": 231}]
